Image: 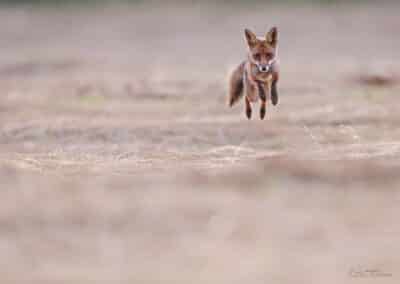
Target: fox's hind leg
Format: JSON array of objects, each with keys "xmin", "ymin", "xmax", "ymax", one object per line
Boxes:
[
  {"xmin": 271, "ymin": 72, "xmax": 279, "ymax": 106},
  {"xmin": 245, "ymin": 96, "xmax": 252, "ymax": 119}
]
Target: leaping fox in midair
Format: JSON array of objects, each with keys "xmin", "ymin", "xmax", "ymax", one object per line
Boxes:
[{"xmin": 228, "ymin": 27, "xmax": 280, "ymax": 120}]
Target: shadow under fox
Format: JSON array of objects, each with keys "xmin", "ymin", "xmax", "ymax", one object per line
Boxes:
[{"xmin": 228, "ymin": 27, "xmax": 280, "ymax": 120}]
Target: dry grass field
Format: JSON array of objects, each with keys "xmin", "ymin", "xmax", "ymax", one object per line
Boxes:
[{"xmin": 1, "ymin": 2, "xmax": 400, "ymax": 283}]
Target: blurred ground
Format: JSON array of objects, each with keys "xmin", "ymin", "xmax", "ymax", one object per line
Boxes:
[{"xmin": 1, "ymin": 2, "xmax": 400, "ymax": 283}]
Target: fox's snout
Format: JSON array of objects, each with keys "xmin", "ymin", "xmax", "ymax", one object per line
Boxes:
[
  {"xmin": 258, "ymin": 64, "xmax": 270, "ymax": 73},
  {"xmin": 257, "ymin": 60, "xmax": 275, "ymax": 73}
]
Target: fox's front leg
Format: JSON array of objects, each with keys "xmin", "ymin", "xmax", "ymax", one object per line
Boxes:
[
  {"xmin": 271, "ymin": 72, "xmax": 279, "ymax": 106},
  {"xmin": 245, "ymin": 96, "xmax": 252, "ymax": 119},
  {"xmin": 257, "ymin": 82, "xmax": 268, "ymax": 120},
  {"xmin": 244, "ymin": 71, "xmax": 256, "ymax": 119}
]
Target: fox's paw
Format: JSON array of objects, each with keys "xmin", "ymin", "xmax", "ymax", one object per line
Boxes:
[
  {"xmin": 271, "ymin": 88, "xmax": 279, "ymax": 106},
  {"xmin": 260, "ymin": 106, "xmax": 266, "ymax": 120},
  {"xmin": 246, "ymin": 108, "xmax": 252, "ymax": 120}
]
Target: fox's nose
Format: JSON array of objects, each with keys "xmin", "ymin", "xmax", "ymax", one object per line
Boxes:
[{"xmin": 260, "ymin": 65, "xmax": 269, "ymax": 72}]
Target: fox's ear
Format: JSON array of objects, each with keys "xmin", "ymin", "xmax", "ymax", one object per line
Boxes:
[
  {"xmin": 244, "ymin": 28, "xmax": 257, "ymax": 47},
  {"xmin": 266, "ymin": 27, "xmax": 278, "ymax": 47}
]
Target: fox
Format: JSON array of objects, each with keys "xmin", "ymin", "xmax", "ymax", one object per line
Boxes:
[{"xmin": 228, "ymin": 27, "xmax": 280, "ymax": 120}]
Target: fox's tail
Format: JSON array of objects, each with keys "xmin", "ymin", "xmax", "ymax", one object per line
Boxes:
[{"xmin": 228, "ymin": 62, "xmax": 245, "ymax": 107}]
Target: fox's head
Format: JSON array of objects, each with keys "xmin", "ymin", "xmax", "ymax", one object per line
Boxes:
[{"xmin": 244, "ymin": 27, "xmax": 278, "ymax": 73}]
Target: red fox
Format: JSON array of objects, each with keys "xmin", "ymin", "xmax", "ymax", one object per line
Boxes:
[{"xmin": 228, "ymin": 27, "xmax": 279, "ymax": 120}]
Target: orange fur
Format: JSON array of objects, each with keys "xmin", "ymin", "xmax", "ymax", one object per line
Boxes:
[{"xmin": 228, "ymin": 27, "xmax": 280, "ymax": 120}]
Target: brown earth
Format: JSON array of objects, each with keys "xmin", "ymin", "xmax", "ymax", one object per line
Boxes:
[{"xmin": 1, "ymin": 2, "xmax": 400, "ymax": 283}]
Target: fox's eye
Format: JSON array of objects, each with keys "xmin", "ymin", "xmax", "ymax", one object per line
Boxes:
[
  {"xmin": 266, "ymin": 52, "xmax": 274, "ymax": 58},
  {"xmin": 253, "ymin": 53, "xmax": 261, "ymax": 61}
]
